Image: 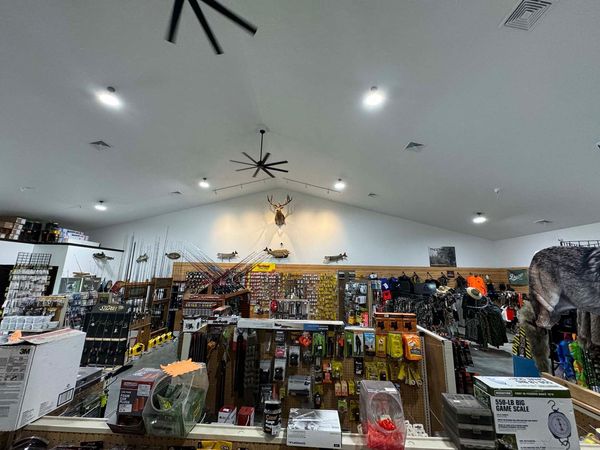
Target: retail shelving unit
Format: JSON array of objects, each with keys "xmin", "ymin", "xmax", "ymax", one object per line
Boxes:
[{"xmin": 149, "ymin": 277, "xmax": 173, "ymax": 338}]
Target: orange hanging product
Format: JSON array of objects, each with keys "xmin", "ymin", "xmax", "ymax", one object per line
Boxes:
[
  {"xmin": 402, "ymin": 333, "xmax": 423, "ymax": 361},
  {"xmin": 467, "ymin": 275, "xmax": 487, "ymax": 296}
]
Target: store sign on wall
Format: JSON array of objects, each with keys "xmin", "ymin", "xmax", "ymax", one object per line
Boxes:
[
  {"xmin": 252, "ymin": 262, "xmax": 276, "ymax": 272},
  {"xmin": 508, "ymin": 269, "xmax": 529, "ymax": 286}
]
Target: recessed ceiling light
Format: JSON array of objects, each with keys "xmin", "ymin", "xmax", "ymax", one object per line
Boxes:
[
  {"xmin": 199, "ymin": 178, "xmax": 210, "ymax": 189},
  {"xmin": 19, "ymin": 186, "xmax": 35, "ymax": 192},
  {"xmin": 535, "ymin": 219, "xmax": 552, "ymax": 225},
  {"xmin": 334, "ymin": 179, "xmax": 346, "ymax": 190},
  {"xmin": 96, "ymin": 87, "xmax": 122, "ymax": 109},
  {"xmin": 368, "ymin": 192, "xmax": 377, "ymax": 198},
  {"xmin": 363, "ymin": 86, "xmax": 385, "ymax": 109},
  {"xmin": 94, "ymin": 201, "xmax": 107, "ymax": 211},
  {"xmin": 472, "ymin": 212, "xmax": 487, "ymax": 224}
]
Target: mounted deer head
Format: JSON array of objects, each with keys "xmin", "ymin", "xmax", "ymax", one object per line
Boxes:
[{"xmin": 267, "ymin": 194, "xmax": 293, "ymax": 227}]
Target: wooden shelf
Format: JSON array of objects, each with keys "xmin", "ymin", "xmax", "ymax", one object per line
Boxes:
[
  {"xmin": 152, "ymin": 298, "xmax": 170, "ymax": 305},
  {"xmin": 151, "ymin": 327, "xmax": 167, "ymax": 337}
]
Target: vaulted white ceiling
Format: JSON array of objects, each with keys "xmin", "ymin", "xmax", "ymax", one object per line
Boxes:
[{"xmin": 1, "ymin": 0, "xmax": 600, "ymax": 240}]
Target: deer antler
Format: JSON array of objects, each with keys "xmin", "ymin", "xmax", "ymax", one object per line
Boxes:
[
  {"xmin": 280, "ymin": 195, "xmax": 293, "ymax": 207},
  {"xmin": 267, "ymin": 195, "xmax": 277, "ymax": 207}
]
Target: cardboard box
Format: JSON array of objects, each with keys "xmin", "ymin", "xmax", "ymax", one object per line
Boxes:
[
  {"xmin": 286, "ymin": 409, "xmax": 341, "ymax": 449},
  {"xmin": 218, "ymin": 405, "xmax": 237, "ymax": 424},
  {"xmin": 117, "ymin": 368, "xmax": 164, "ymax": 420},
  {"xmin": 474, "ymin": 376, "xmax": 579, "ymax": 450},
  {"xmin": 237, "ymin": 406, "xmax": 255, "ymax": 426},
  {"xmin": 182, "ymin": 317, "xmax": 202, "ymax": 332},
  {"xmin": 0, "ymin": 328, "xmax": 85, "ymax": 431}
]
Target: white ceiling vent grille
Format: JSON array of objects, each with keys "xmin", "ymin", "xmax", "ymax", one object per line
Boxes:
[
  {"xmin": 503, "ymin": 0, "xmax": 553, "ymax": 31},
  {"xmin": 89, "ymin": 140, "xmax": 111, "ymax": 151}
]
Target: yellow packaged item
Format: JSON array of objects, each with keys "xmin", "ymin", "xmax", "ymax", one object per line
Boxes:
[
  {"xmin": 387, "ymin": 332, "xmax": 403, "ymax": 358},
  {"xmin": 347, "ymin": 379, "xmax": 355, "ymax": 395},
  {"xmin": 200, "ymin": 441, "xmax": 233, "ymax": 449}
]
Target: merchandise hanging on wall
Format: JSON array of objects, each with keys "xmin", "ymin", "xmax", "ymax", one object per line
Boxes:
[{"xmin": 428, "ymin": 247, "xmax": 456, "ymax": 267}]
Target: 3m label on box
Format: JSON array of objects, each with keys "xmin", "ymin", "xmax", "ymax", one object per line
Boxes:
[{"xmin": 57, "ymin": 388, "xmax": 74, "ymax": 406}]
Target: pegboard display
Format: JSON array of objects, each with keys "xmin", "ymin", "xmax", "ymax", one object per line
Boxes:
[
  {"xmin": 315, "ymin": 274, "xmax": 337, "ymax": 320},
  {"xmin": 246, "ymin": 272, "xmax": 332, "ymax": 320},
  {"xmin": 246, "ymin": 272, "xmax": 282, "ymax": 317},
  {"xmin": 231, "ymin": 325, "xmax": 429, "ymax": 434},
  {"xmin": 280, "ymin": 273, "xmax": 319, "ymax": 315}
]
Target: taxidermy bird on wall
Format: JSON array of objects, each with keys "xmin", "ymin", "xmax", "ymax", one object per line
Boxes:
[{"xmin": 267, "ymin": 195, "xmax": 293, "ymax": 227}]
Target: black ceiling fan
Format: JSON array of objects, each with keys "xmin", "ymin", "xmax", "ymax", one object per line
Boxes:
[
  {"xmin": 230, "ymin": 130, "xmax": 289, "ymax": 178},
  {"xmin": 166, "ymin": 0, "xmax": 257, "ymax": 55}
]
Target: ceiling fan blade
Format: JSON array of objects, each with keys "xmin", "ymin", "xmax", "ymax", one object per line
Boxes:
[
  {"xmin": 230, "ymin": 160, "xmax": 255, "ymax": 166},
  {"xmin": 166, "ymin": 0, "xmax": 185, "ymax": 43},
  {"xmin": 260, "ymin": 152, "xmax": 271, "ymax": 164},
  {"xmin": 262, "ymin": 167, "xmax": 276, "ymax": 178},
  {"xmin": 188, "ymin": 0, "xmax": 223, "ymax": 54},
  {"xmin": 264, "ymin": 167, "xmax": 288, "ymax": 173},
  {"xmin": 242, "ymin": 152, "xmax": 258, "ymax": 164},
  {"xmin": 200, "ymin": 0, "xmax": 257, "ymax": 35},
  {"xmin": 253, "ymin": 167, "xmax": 261, "ymax": 178},
  {"xmin": 236, "ymin": 167, "xmax": 256, "ymax": 171},
  {"xmin": 264, "ymin": 160, "xmax": 288, "ymax": 166}
]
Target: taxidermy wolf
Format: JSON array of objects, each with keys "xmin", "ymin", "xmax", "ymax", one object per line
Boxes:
[
  {"xmin": 526, "ymin": 246, "xmax": 600, "ymax": 371},
  {"xmin": 529, "ymin": 246, "xmax": 600, "ymax": 328}
]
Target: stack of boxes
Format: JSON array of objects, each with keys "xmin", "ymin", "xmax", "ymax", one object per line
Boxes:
[
  {"xmin": 0, "ymin": 216, "xmax": 26, "ymax": 240},
  {"xmin": 442, "ymin": 393, "xmax": 495, "ymax": 449}
]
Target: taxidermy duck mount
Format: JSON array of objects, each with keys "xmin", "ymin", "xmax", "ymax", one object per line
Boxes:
[{"xmin": 265, "ymin": 243, "xmax": 290, "ymax": 259}]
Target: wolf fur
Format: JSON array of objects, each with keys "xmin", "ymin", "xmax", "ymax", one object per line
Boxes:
[
  {"xmin": 519, "ymin": 300, "xmax": 550, "ymax": 373},
  {"xmin": 529, "ymin": 246, "xmax": 600, "ymax": 328}
]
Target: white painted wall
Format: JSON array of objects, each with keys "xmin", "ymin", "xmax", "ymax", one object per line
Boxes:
[
  {"xmin": 494, "ymin": 221, "xmax": 600, "ymax": 267},
  {"xmin": 89, "ymin": 189, "xmax": 496, "ymax": 267},
  {"xmin": 0, "ymin": 241, "xmax": 34, "ymax": 264},
  {"xmin": 0, "ymin": 241, "xmax": 123, "ymax": 293}
]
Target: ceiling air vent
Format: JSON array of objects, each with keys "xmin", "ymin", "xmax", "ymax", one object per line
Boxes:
[
  {"xmin": 503, "ymin": 0, "xmax": 554, "ymax": 31},
  {"xmin": 404, "ymin": 142, "xmax": 425, "ymax": 151},
  {"xmin": 89, "ymin": 140, "xmax": 111, "ymax": 151}
]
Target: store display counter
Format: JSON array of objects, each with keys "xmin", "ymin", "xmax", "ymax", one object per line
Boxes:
[
  {"xmin": 20, "ymin": 417, "xmax": 600, "ymax": 449},
  {"xmin": 21, "ymin": 416, "xmax": 459, "ymax": 449}
]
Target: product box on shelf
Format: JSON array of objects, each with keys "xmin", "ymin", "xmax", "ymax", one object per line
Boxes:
[
  {"xmin": 183, "ymin": 316, "xmax": 203, "ymax": 332},
  {"xmin": 117, "ymin": 368, "xmax": 165, "ymax": 419},
  {"xmin": 286, "ymin": 408, "xmax": 342, "ymax": 449},
  {"xmin": 474, "ymin": 376, "xmax": 579, "ymax": 450},
  {"xmin": 0, "ymin": 328, "xmax": 85, "ymax": 431},
  {"xmin": 237, "ymin": 406, "xmax": 255, "ymax": 426},
  {"xmin": 218, "ymin": 405, "xmax": 237, "ymax": 424}
]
